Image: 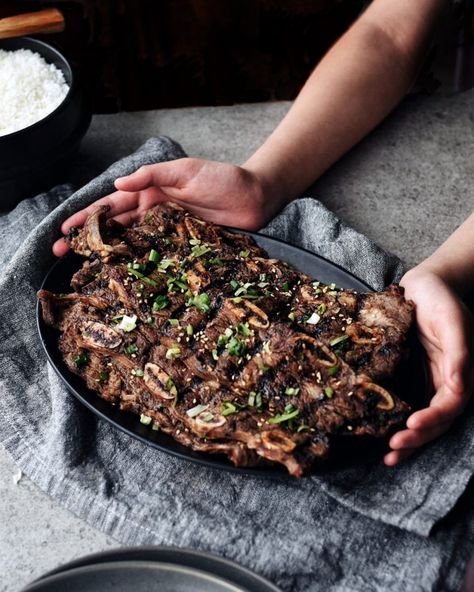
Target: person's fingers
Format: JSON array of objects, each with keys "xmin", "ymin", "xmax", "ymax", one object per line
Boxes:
[
  {"xmin": 52, "ymin": 237, "xmax": 70, "ymax": 257},
  {"xmin": 439, "ymin": 313, "xmax": 471, "ymax": 394},
  {"xmin": 389, "ymin": 421, "xmax": 452, "ymax": 451},
  {"xmin": 60, "ymin": 191, "xmax": 140, "ymax": 234},
  {"xmin": 406, "ymin": 384, "xmax": 467, "ymax": 430},
  {"xmin": 113, "ymin": 208, "xmax": 144, "ymax": 227},
  {"xmin": 384, "ymin": 448, "xmax": 416, "ymax": 466},
  {"xmin": 115, "ymin": 161, "xmax": 188, "ymax": 192}
]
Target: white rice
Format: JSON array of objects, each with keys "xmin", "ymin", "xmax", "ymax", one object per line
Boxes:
[{"xmin": 0, "ymin": 48, "xmax": 70, "ymax": 137}]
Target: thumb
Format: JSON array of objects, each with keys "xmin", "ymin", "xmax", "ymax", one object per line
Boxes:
[{"xmin": 115, "ymin": 161, "xmax": 185, "ymax": 192}]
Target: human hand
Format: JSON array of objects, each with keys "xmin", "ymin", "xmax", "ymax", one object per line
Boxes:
[
  {"xmin": 53, "ymin": 158, "xmax": 282, "ymax": 257},
  {"xmin": 384, "ymin": 268, "xmax": 474, "ymax": 466}
]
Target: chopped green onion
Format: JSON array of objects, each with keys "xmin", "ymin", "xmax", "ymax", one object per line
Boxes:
[
  {"xmin": 230, "ymin": 279, "xmax": 239, "ymax": 290},
  {"xmin": 317, "ymin": 303, "xmax": 327, "ymax": 315},
  {"xmin": 329, "ymin": 283, "xmax": 337, "ymax": 290},
  {"xmin": 208, "ymin": 256, "xmax": 224, "ymax": 266},
  {"xmin": 189, "ymin": 238, "xmax": 201, "ymax": 246},
  {"xmin": 167, "ymin": 275, "xmax": 188, "ymax": 292},
  {"xmin": 306, "ymin": 312, "xmax": 321, "ymax": 325},
  {"xmin": 191, "ymin": 244, "xmax": 211, "ymax": 258},
  {"xmin": 98, "ymin": 370, "xmax": 109, "ymax": 382},
  {"xmin": 234, "ymin": 282, "xmax": 258, "ymax": 297},
  {"xmin": 168, "ymin": 318, "xmax": 180, "ymax": 327},
  {"xmin": 124, "ymin": 343, "xmax": 138, "ymax": 355},
  {"xmin": 329, "ymin": 335, "xmax": 349, "ymax": 347},
  {"xmin": 74, "ymin": 352, "xmax": 89, "ymax": 367},
  {"xmin": 152, "ymin": 294, "xmax": 170, "ymax": 311},
  {"xmin": 152, "ymin": 422, "xmax": 160, "ymax": 431},
  {"xmin": 146, "ymin": 316, "xmax": 155, "ymax": 325},
  {"xmin": 288, "ymin": 311, "xmax": 296, "ymax": 321},
  {"xmin": 226, "ymin": 336, "xmax": 245, "ymax": 357},
  {"xmin": 158, "ymin": 259, "xmax": 176, "ymax": 271},
  {"xmin": 236, "ymin": 322, "xmax": 252, "ymax": 337},
  {"xmin": 135, "ymin": 368, "xmax": 144, "ymax": 377},
  {"xmin": 165, "ymin": 345, "xmax": 181, "ymax": 360},
  {"xmin": 186, "ymin": 324, "xmax": 194, "ymax": 336},
  {"xmin": 268, "ymin": 406, "xmax": 299, "ymax": 424},
  {"xmin": 211, "ymin": 349, "xmax": 219, "ymax": 361},
  {"xmin": 263, "ymin": 341, "xmax": 272, "ymax": 354},
  {"xmin": 140, "ymin": 414, "xmax": 152, "ymax": 425},
  {"xmin": 221, "ymin": 402, "xmax": 238, "ymax": 416},
  {"xmin": 324, "ymin": 387, "xmax": 334, "ymax": 398},
  {"xmin": 239, "ymin": 249, "xmax": 250, "ymax": 258},
  {"xmin": 327, "ymin": 365, "xmax": 339, "ymax": 377},
  {"xmin": 187, "ymin": 403, "xmax": 209, "ymax": 418},
  {"xmin": 297, "ymin": 424, "xmax": 310, "ymax": 433},
  {"xmin": 284, "ymin": 387, "xmax": 300, "ymax": 396},
  {"xmin": 200, "ymin": 412, "xmax": 215, "ymax": 422},
  {"xmin": 281, "ymin": 282, "xmax": 290, "ymax": 292},
  {"xmin": 166, "ymin": 377, "xmax": 177, "ymax": 396},
  {"xmin": 248, "ymin": 391, "xmax": 262, "ymax": 409},
  {"xmin": 127, "ymin": 267, "xmax": 158, "ymax": 287},
  {"xmin": 128, "ymin": 262, "xmax": 146, "ymax": 272},
  {"xmin": 148, "ymin": 249, "xmax": 160, "ymax": 263},
  {"xmin": 188, "ymin": 292, "xmax": 211, "ymax": 313},
  {"xmin": 118, "ymin": 314, "xmax": 137, "ymax": 332}
]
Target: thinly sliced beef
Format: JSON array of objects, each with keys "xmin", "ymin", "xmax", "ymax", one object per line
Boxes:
[{"xmin": 38, "ymin": 202, "xmax": 415, "ymax": 476}]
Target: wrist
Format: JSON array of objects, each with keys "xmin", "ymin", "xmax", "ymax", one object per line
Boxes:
[
  {"xmin": 242, "ymin": 154, "xmax": 297, "ymax": 214},
  {"xmin": 401, "ymin": 261, "xmax": 467, "ymax": 297}
]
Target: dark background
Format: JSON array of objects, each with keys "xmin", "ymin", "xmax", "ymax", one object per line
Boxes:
[{"xmin": 0, "ymin": 0, "xmax": 363, "ymax": 112}]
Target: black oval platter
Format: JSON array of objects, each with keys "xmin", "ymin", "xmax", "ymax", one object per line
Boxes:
[{"xmin": 37, "ymin": 230, "xmax": 427, "ymax": 477}]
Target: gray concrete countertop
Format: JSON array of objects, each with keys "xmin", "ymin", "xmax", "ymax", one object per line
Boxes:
[{"xmin": 1, "ymin": 92, "xmax": 473, "ymax": 591}]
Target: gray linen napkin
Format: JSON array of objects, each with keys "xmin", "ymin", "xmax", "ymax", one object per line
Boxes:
[{"xmin": 1, "ymin": 138, "xmax": 473, "ymax": 592}]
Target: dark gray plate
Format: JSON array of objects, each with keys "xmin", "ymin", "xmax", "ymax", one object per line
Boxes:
[
  {"xmin": 37, "ymin": 231, "xmax": 427, "ymax": 477},
  {"xmin": 24, "ymin": 547, "xmax": 281, "ymax": 592}
]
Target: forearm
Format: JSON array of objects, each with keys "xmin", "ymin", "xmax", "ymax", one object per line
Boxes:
[
  {"xmin": 244, "ymin": 0, "xmax": 447, "ymax": 207},
  {"xmin": 404, "ymin": 212, "xmax": 474, "ymax": 296}
]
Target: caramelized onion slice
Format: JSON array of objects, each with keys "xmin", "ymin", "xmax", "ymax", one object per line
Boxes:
[
  {"xmin": 143, "ymin": 363, "xmax": 175, "ymax": 400},
  {"xmin": 81, "ymin": 321, "xmax": 122, "ymax": 349},
  {"xmin": 346, "ymin": 323, "xmax": 381, "ymax": 345},
  {"xmin": 292, "ymin": 335, "xmax": 338, "ymax": 367},
  {"xmin": 240, "ymin": 300, "xmax": 269, "ymax": 328},
  {"xmin": 194, "ymin": 413, "xmax": 227, "ymax": 431},
  {"xmin": 261, "ymin": 430, "xmax": 296, "ymax": 453},
  {"xmin": 355, "ymin": 382, "xmax": 394, "ymax": 411}
]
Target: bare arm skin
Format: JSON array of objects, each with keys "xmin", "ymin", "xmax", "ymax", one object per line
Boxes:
[{"xmin": 53, "ymin": 0, "xmax": 447, "ymax": 245}]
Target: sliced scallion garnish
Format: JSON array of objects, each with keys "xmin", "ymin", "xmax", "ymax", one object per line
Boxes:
[
  {"xmin": 187, "ymin": 403, "xmax": 209, "ymax": 418},
  {"xmin": 152, "ymin": 294, "xmax": 170, "ymax": 311},
  {"xmin": 74, "ymin": 352, "xmax": 89, "ymax": 367},
  {"xmin": 324, "ymin": 387, "xmax": 334, "ymax": 398},
  {"xmin": 329, "ymin": 335, "xmax": 349, "ymax": 347},
  {"xmin": 149, "ymin": 249, "xmax": 160, "ymax": 263},
  {"xmin": 118, "ymin": 314, "xmax": 137, "ymax": 332},
  {"xmin": 165, "ymin": 345, "xmax": 181, "ymax": 360}
]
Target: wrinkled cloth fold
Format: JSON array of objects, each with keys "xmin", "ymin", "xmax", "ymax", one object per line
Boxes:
[{"xmin": 1, "ymin": 137, "xmax": 473, "ymax": 592}]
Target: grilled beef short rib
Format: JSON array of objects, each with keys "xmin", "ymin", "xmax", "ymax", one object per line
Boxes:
[{"xmin": 38, "ymin": 203, "xmax": 415, "ymax": 476}]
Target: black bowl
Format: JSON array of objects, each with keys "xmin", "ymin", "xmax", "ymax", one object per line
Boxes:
[{"xmin": 0, "ymin": 37, "xmax": 91, "ymax": 210}]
